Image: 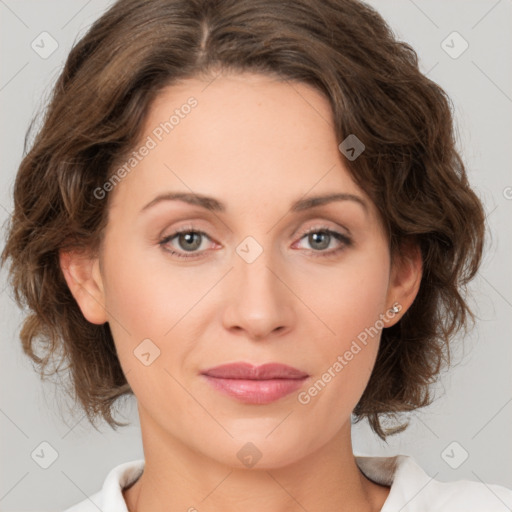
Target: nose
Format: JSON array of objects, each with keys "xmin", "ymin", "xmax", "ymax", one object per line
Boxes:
[{"xmin": 221, "ymin": 247, "xmax": 296, "ymax": 341}]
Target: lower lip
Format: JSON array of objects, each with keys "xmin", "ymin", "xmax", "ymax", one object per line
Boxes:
[{"xmin": 202, "ymin": 375, "xmax": 308, "ymax": 404}]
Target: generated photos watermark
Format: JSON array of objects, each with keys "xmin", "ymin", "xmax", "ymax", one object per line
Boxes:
[
  {"xmin": 94, "ymin": 96, "xmax": 198, "ymax": 200},
  {"xmin": 297, "ymin": 302, "xmax": 402, "ymax": 405}
]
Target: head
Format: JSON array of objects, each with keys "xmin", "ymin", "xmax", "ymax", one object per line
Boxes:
[{"xmin": 2, "ymin": 0, "xmax": 484, "ymax": 464}]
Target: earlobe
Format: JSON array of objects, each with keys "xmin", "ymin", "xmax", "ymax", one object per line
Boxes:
[
  {"xmin": 384, "ymin": 242, "xmax": 423, "ymax": 327},
  {"xmin": 59, "ymin": 249, "xmax": 108, "ymax": 325}
]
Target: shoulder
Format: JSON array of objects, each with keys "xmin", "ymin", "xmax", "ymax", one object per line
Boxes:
[
  {"xmin": 62, "ymin": 459, "xmax": 145, "ymax": 512},
  {"xmin": 355, "ymin": 454, "xmax": 512, "ymax": 512}
]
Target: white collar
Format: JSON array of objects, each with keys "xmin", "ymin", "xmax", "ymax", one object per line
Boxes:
[{"xmin": 63, "ymin": 454, "xmax": 512, "ymax": 511}]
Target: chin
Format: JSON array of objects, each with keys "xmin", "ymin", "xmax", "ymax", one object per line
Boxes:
[{"xmin": 201, "ymin": 433, "xmax": 316, "ymax": 471}]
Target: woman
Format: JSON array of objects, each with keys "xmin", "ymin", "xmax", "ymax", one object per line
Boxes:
[{"xmin": 2, "ymin": 0, "xmax": 511, "ymax": 511}]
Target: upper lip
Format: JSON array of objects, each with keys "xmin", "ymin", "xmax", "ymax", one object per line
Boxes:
[{"xmin": 201, "ymin": 362, "xmax": 309, "ymax": 380}]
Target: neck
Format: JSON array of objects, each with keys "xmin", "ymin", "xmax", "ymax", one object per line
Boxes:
[{"xmin": 123, "ymin": 414, "xmax": 390, "ymax": 512}]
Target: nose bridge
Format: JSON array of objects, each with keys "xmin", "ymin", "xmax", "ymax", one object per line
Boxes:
[{"xmin": 222, "ymin": 235, "xmax": 294, "ymax": 338}]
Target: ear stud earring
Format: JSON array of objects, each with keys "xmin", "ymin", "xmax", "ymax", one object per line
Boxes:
[{"xmin": 390, "ymin": 303, "xmax": 401, "ymax": 314}]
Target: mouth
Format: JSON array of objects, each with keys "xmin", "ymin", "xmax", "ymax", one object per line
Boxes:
[{"xmin": 200, "ymin": 362, "xmax": 309, "ymax": 405}]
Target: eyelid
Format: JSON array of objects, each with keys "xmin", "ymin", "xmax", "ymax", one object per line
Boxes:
[
  {"xmin": 297, "ymin": 222, "xmax": 349, "ymax": 237},
  {"xmin": 293, "ymin": 217, "xmax": 352, "ymax": 238}
]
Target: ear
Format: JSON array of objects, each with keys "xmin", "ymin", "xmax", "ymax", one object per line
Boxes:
[
  {"xmin": 59, "ymin": 249, "xmax": 108, "ymax": 325},
  {"xmin": 384, "ymin": 240, "xmax": 422, "ymax": 327}
]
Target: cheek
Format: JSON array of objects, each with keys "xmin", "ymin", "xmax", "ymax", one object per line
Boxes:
[
  {"xmin": 299, "ymin": 243, "xmax": 390, "ymax": 342},
  {"xmin": 98, "ymin": 235, "xmax": 183, "ymax": 368},
  {"xmin": 100, "ymin": 231, "xmax": 196, "ymax": 334},
  {"xmin": 99, "ymin": 232, "xmax": 222, "ymax": 390},
  {"xmin": 295, "ymin": 243, "xmax": 390, "ymax": 405}
]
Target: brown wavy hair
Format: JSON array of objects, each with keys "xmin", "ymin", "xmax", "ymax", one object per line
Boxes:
[{"xmin": 1, "ymin": 0, "xmax": 485, "ymax": 439}]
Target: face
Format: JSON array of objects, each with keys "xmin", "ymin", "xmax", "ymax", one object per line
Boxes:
[{"xmin": 63, "ymin": 72, "xmax": 419, "ymax": 469}]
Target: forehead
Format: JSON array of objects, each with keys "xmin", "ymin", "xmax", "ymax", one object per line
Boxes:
[
  {"xmin": 145, "ymin": 71, "xmax": 338, "ymax": 150},
  {"xmin": 107, "ymin": 72, "xmax": 368, "ymax": 216}
]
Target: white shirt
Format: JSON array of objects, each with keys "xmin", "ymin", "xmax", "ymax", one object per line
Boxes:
[{"xmin": 63, "ymin": 455, "xmax": 512, "ymax": 511}]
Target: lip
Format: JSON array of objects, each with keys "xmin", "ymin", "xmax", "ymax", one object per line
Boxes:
[
  {"xmin": 201, "ymin": 362, "xmax": 309, "ymax": 380},
  {"xmin": 201, "ymin": 362, "xmax": 309, "ymax": 404}
]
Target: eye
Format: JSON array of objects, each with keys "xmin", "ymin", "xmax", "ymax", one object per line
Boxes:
[
  {"xmin": 158, "ymin": 225, "xmax": 352, "ymax": 260},
  {"xmin": 294, "ymin": 226, "xmax": 352, "ymax": 257},
  {"xmin": 159, "ymin": 228, "xmax": 216, "ymax": 259}
]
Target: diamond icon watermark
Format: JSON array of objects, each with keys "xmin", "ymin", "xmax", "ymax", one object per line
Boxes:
[
  {"xmin": 134, "ymin": 338, "xmax": 161, "ymax": 366},
  {"xmin": 441, "ymin": 441, "xmax": 469, "ymax": 469},
  {"xmin": 237, "ymin": 442, "xmax": 263, "ymax": 468},
  {"xmin": 31, "ymin": 441, "xmax": 59, "ymax": 469},
  {"xmin": 338, "ymin": 134, "xmax": 365, "ymax": 161},
  {"xmin": 236, "ymin": 236, "xmax": 263, "ymax": 264},
  {"xmin": 31, "ymin": 32, "xmax": 59, "ymax": 59},
  {"xmin": 441, "ymin": 31, "xmax": 469, "ymax": 59}
]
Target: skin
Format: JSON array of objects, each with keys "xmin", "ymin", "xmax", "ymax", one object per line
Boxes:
[{"xmin": 60, "ymin": 72, "xmax": 422, "ymax": 512}]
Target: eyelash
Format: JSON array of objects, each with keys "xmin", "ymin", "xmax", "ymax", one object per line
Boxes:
[{"xmin": 158, "ymin": 225, "xmax": 352, "ymax": 259}]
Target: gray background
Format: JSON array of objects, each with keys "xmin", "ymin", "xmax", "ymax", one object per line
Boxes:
[{"xmin": 1, "ymin": 1, "xmax": 511, "ymax": 510}]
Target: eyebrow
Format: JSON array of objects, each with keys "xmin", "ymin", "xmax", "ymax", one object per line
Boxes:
[{"xmin": 140, "ymin": 191, "xmax": 367, "ymax": 214}]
